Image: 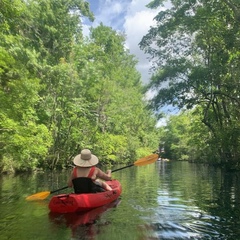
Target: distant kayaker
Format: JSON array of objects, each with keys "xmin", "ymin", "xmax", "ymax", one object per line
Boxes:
[{"xmin": 68, "ymin": 149, "xmax": 112, "ymax": 193}]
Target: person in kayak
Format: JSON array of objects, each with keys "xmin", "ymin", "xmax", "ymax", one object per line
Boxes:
[{"xmin": 68, "ymin": 149, "xmax": 112, "ymax": 193}]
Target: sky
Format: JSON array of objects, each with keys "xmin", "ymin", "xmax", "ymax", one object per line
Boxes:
[{"xmin": 83, "ymin": 0, "xmax": 167, "ymax": 85}]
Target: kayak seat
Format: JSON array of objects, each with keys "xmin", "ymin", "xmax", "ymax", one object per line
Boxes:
[
  {"xmin": 72, "ymin": 177, "xmax": 96, "ymax": 194},
  {"xmin": 72, "ymin": 177, "xmax": 105, "ymax": 194}
]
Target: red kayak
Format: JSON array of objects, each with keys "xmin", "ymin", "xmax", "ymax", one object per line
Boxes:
[{"xmin": 48, "ymin": 180, "xmax": 122, "ymax": 213}]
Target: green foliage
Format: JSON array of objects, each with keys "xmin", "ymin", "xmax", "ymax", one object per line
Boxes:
[
  {"xmin": 0, "ymin": 71, "xmax": 52, "ymax": 172},
  {"xmin": 0, "ymin": 1, "xmax": 159, "ymax": 172},
  {"xmin": 140, "ymin": 0, "xmax": 240, "ymax": 167},
  {"xmin": 20, "ymin": 0, "xmax": 94, "ymax": 64},
  {"xmin": 1, "ymin": 118, "xmax": 51, "ymax": 171},
  {"xmin": 158, "ymin": 112, "xmax": 191, "ymax": 161},
  {"xmin": 93, "ymin": 133, "xmax": 129, "ymax": 164}
]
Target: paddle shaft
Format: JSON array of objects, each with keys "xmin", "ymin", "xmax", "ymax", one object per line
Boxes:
[
  {"xmin": 112, "ymin": 164, "xmax": 134, "ymax": 173},
  {"xmin": 50, "ymin": 186, "xmax": 69, "ymax": 194}
]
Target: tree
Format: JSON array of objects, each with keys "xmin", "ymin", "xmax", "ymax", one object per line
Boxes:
[
  {"xmin": 0, "ymin": 0, "xmax": 52, "ymax": 172},
  {"xmin": 21, "ymin": 0, "xmax": 94, "ymax": 65},
  {"xmin": 140, "ymin": 0, "xmax": 240, "ymax": 168},
  {"xmin": 71, "ymin": 25, "xmax": 159, "ymax": 163},
  {"xmin": 0, "ymin": 1, "xmax": 159, "ymax": 171},
  {"xmin": 19, "ymin": 0, "xmax": 95, "ymax": 168}
]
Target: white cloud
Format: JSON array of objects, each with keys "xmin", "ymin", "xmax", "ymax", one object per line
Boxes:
[
  {"xmin": 124, "ymin": 0, "xmax": 167, "ymax": 83},
  {"xmin": 111, "ymin": 2, "xmax": 122, "ymax": 14},
  {"xmin": 124, "ymin": 9, "xmax": 159, "ymax": 83},
  {"xmin": 82, "ymin": 24, "xmax": 90, "ymax": 37},
  {"xmin": 122, "ymin": 0, "xmax": 167, "ymax": 84}
]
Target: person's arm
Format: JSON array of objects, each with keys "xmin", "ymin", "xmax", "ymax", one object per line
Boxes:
[{"xmin": 96, "ymin": 168, "xmax": 112, "ymax": 181}]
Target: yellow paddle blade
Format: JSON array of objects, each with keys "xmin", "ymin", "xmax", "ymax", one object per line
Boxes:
[
  {"xmin": 26, "ymin": 191, "xmax": 50, "ymax": 201},
  {"xmin": 134, "ymin": 154, "xmax": 159, "ymax": 166}
]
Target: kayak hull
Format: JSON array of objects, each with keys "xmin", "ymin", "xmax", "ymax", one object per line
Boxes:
[{"xmin": 48, "ymin": 180, "xmax": 122, "ymax": 213}]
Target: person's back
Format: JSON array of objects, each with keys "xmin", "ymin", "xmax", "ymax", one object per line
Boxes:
[
  {"xmin": 71, "ymin": 166, "xmax": 96, "ymax": 193},
  {"xmin": 68, "ymin": 149, "xmax": 112, "ymax": 193},
  {"xmin": 72, "ymin": 177, "xmax": 96, "ymax": 193}
]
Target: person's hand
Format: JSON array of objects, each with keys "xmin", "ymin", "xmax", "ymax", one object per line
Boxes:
[
  {"xmin": 106, "ymin": 170, "xmax": 111, "ymax": 177},
  {"xmin": 91, "ymin": 174, "xmax": 96, "ymax": 180}
]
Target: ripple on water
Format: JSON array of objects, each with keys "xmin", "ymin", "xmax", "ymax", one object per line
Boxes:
[{"xmin": 140, "ymin": 190, "xmax": 229, "ymax": 239}]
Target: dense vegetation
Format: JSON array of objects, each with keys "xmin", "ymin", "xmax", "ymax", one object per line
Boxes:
[
  {"xmin": 140, "ymin": 0, "xmax": 240, "ymax": 169},
  {"xmin": 1, "ymin": 0, "xmax": 240, "ymax": 173},
  {"xmin": 0, "ymin": 0, "xmax": 159, "ymax": 172}
]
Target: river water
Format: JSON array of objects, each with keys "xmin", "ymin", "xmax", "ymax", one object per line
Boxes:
[{"xmin": 1, "ymin": 160, "xmax": 240, "ymax": 239}]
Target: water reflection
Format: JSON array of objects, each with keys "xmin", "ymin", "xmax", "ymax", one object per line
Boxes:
[
  {"xmin": 1, "ymin": 162, "xmax": 240, "ymax": 239},
  {"xmin": 49, "ymin": 199, "xmax": 121, "ymax": 239},
  {"xmin": 145, "ymin": 161, "xmax": 240, "ymax": 239}
]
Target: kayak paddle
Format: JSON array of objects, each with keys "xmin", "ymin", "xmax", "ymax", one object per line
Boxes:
[
  {"xmin": 111, "ymin": 153, "xmax": 158, "ymax": 172},
  {"xmin": 26, "ymin": 186, "xmax": 69, "ymax": 201},
  {"xmin": 26, "ymin": 153, "xmax": 158, "ymax": 201}
]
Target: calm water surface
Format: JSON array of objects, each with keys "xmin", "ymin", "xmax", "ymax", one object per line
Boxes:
[{"xmin": 1, "ymin": 161, "xmax": 240, "ymax": 239}]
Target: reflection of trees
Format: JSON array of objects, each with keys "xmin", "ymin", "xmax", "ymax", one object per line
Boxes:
[
  {"xmin": 163, "ymin": 162, "xmax": 240, "ymax": 232},
  {"xmin": 127, "ymin": 164, "xmax": 160, "ymax": 208},
  {"xmin": 215, "ymin": 171, "xmax": 240, "ymax": 215},
  {"xmin": 154, "ymin": 161, "xmax": 240, "ymax": 238}
]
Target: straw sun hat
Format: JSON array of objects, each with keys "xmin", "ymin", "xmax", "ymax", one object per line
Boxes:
[{"xmin": 73, "ymin": 149, "xmax": 99, "ymax": 167}]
